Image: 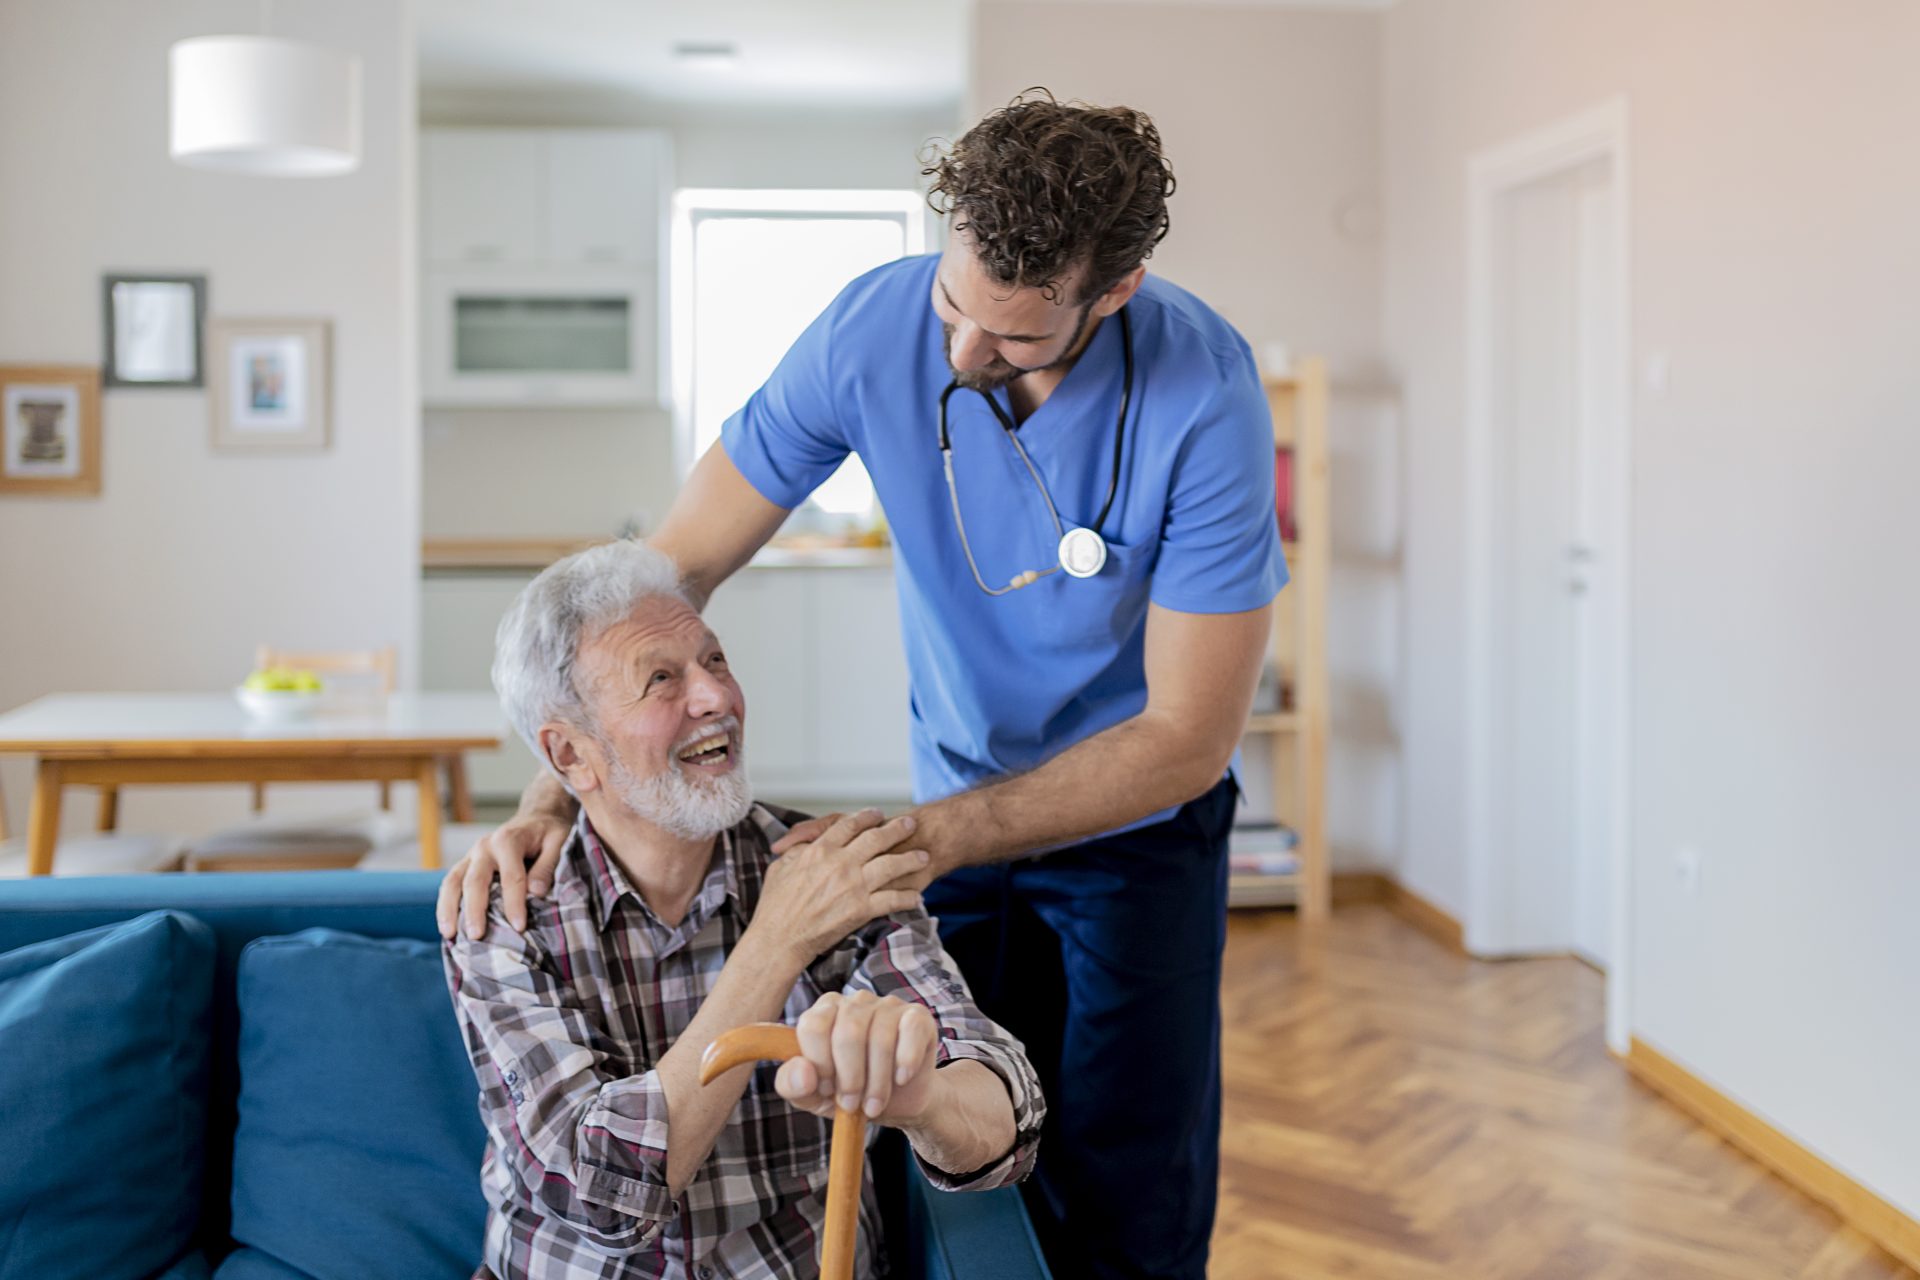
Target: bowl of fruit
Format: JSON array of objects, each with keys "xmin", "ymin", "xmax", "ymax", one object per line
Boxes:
[{"xmin": 236, "ymin": 667, "xmax": 325, "ymax": 723}]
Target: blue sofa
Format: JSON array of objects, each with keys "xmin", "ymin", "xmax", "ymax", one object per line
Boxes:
[{"xmin": 0, "ymin": 872, "xmax": 1050, "ymax": 1280}]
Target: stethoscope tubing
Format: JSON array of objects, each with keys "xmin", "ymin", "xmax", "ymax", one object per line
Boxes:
[{"xmin": 937, "ymin": 306, "xmax": 1134, "ymax": 593}]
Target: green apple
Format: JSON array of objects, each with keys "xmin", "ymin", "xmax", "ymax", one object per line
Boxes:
[{"xmin": 244, "ymin": 667, "xmax": 322, "ymax": 693}]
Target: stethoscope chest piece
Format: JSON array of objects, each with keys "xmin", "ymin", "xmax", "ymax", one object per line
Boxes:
[{"xmin": 1058, "ymin": 526, "xmax": 1108, "ymax": 579}]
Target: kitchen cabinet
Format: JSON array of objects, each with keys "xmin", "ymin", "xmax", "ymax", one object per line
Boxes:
[
  {"xmin": 422, "ymin": 269, "xmax": 658, "ymax": 407},
  {"xmin": 420, "ymin": 571, "xmax": 543, "ymax": 798},
  {"xmin": 546, "ymin": 131, "xmax": 668, "ymax": 268},
  {"xmin": 421, "ymin": 128, "xmax": 669, "ymax": 407},
  {"xmin": 422, "ymin": 130, "xmax": 547, "ymax": 266},
  {"xmin": 422, "ymin": 128, "xmax": 668, "ymax": 269},
  {"xmin": 703, "ymin": 565, "xmax": 912, "ymax": 799}
]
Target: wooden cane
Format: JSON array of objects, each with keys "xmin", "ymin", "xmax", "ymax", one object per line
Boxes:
[{"xmin": 700, "ymin": 1023, "xmax": 864, "ymax": 1280}]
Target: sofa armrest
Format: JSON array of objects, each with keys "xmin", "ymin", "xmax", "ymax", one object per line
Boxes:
[{"xmin": 874, "ymin": 1130, "xmax": 1052, "ymax": 1280}]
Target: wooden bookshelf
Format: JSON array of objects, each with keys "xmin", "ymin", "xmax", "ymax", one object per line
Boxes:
[{"xmin": 1230, "ymin": 358, "xmax": 1330, "ymax": 919}]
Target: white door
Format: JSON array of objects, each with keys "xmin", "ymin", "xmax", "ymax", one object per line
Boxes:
[{"xmin": 1487, "ymin": 155, "xmax": 1621, "ymax": 968}]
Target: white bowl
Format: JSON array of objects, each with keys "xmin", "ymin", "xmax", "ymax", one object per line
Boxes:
[{"xmin": 235, "ymin": 686, "xmax": 323, "ymax": 724}]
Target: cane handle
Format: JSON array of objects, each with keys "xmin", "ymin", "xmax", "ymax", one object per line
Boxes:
[{"xmin": 699, "ymin": 1022, "xmax": 864, "ymax": 1280}]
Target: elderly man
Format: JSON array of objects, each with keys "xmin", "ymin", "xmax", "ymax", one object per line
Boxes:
[{"xmin": 443, "ymin": 539, "xmax": 1043, "ymax": 1280}]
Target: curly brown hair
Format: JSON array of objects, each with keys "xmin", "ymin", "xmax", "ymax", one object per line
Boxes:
[{"xmin": 923, "ymin": 89, "xmax": 1176, "ymax": 304}]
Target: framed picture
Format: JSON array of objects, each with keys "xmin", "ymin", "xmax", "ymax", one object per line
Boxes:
[
  {"xmin": 103, "ymin": 273, "xmax": 206, "ymax": 388},
  {"xmin": 0, "ymin": 365, "xmax": 103, "ymax": 496},
  {"xmin": 208, "ymin": 318, "xmax": 332, "ymax": 451}
]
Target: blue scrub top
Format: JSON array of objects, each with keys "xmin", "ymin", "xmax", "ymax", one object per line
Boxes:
[{"xmin": 722, "ymin": 254, "xmax": 1287, "ymax": 823}]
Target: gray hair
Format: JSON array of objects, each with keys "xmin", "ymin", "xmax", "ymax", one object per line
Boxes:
[{"xmin": 492, "ymin": 540, "xmax": 692, "ymax": 772}]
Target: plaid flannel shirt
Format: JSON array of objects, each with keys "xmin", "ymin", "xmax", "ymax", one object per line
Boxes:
[{"xmin": 443, "ymin": 803, "xmax": 1044, "ymax": 1280}]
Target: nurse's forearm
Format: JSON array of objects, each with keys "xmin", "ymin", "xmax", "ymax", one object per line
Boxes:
[
  {"xmin": 650, "ymin": 444, "xmax": 791, "ymax": 608},
  {"xmin": 913, "ymin": 714, "xmax": 1229, "ymax": 871},
  {"xmin": 912, "ymin": 601, "xmax": 1271, "ymax": 872}
]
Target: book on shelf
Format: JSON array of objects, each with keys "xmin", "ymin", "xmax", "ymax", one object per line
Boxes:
[
  {"xmin": 1274, "ymin": 447, "xmax": 1297, "ymax": 543},
  {"xmin": 1230, "ymin": 850, "xmax": 1300, "ymax": 878},
  {"xmin": 1228, "ymin": 823, "xmax": 1299, "ymax": 877}
]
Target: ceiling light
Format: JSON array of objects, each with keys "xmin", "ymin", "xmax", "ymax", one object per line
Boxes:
[
  {"xmin": 672, "ymin": 41, "xmax": 740, "ymax": 71},
  {"xmin": 170, "ymin": 35, "xmax": 362, "ymax": 177}
]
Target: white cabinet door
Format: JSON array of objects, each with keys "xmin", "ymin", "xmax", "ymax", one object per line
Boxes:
[
  {"xmin": 807, "ymin": 570, "xmax": 913, "ymax": 796},
  {"xmin": 705, "ymin": 566, "xmax": 913, "ymax": 803},
  {"xmin": 421, "ymin": 574, "xmax": 540, "ymax": 799},
  {"xmin": 702, "ymin": 572, "xmax": 814, "ymax": 792},
  {"xmin": 423, "ymin": 131, "xmax": 545, "ymax": 266},
  {"xmin": 546, "ymin": 131, "xmax": 667, "ymax": 268}
]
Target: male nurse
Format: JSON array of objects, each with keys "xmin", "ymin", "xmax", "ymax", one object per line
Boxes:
[{"xmin": 440, "ymin": 93, "xmax": 1287, "ymax": 1280}]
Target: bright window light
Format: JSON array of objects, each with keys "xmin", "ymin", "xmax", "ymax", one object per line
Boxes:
[{"xmin": 672, "ymin": 189, "xmax": 928, "ymax": 525}]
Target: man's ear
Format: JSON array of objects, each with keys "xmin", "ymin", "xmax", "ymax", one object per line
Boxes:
[
  {"xmin": 539, "ymin": 722, "xmax": 602, "ymax": 797},
  {"xmin": 1090, "ymin": 264, "xmax": 1147, "ymax": 319}
]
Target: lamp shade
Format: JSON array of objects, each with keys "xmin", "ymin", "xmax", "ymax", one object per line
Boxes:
[{"xmin": 170, "ymin": 35, "xmax": 361, "ymax": 177}]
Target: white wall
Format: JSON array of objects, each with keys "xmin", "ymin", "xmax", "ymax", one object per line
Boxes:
[
  {"xmin": 1384, "ymin": 0, "xmax": 1920, "ymax": 1220},
  {"xmin": 0, "ymin": 0, "xmax": 418, "ymax": 838},
  {"xmin": 416, "ymin": 93, "xmax": 957, "ymax": 541},
  {"xmin": 971, "ymin": 1, "xmax": 1400, "ymax": 870}
]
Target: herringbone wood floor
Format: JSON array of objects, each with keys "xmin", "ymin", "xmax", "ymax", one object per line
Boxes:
[{"xmin": 1212, "ymin": 905, "xmax": 1914, "ymax": 1280}]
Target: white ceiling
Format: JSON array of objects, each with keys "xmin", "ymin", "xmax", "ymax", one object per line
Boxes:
[{"xmin": 414, "ymin": 0, "xmax": 971, "ymax": 110}]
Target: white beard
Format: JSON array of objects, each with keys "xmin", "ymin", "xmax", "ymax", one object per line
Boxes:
[{"xmin": 605, "ymin": 731, "xmax": 753, "ymax": 840}]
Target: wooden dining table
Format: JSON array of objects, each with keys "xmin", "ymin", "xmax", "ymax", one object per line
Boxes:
[{"xmin": 0, "ymin": 692, "xmax": 506, "ymax": 876}]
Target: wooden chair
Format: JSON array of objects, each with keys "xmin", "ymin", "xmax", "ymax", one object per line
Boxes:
[
  {"xmin": 0, "ymin": 835, "xmax": 187, "ymax": 876},
  {"xmin": 249, "ymin": 644, "xmax": 399, "ymax": 814},
  {"xmin": 244, "ymin": 644, "xmax": 472, "ymax": 832},
  {"xmin": 188, "ymin": 644, "xmax": 413, "ymax": 873},
  {"xmin": 186, "ymin": 644, "xmax": 477, "ymax": 872},
  {"xmin": 0, "ymin": 781, "xmax": 185, "ymax": 876},
  {"xmin": 357, "ymin": 822, "xmax": 495, "ymax": 871}
]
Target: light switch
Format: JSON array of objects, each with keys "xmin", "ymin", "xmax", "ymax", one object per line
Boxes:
[{"xmin": 1643, "ymin": 352, "xmax": 1671, "ymax": 397}]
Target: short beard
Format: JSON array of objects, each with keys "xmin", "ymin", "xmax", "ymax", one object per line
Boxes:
[
  {"xmin": 943, "ymin": 302, "xmax": 1097, "ymax": 393},
  {"xmin": 602, "ymin": 719, "xmax": 753, "ymax": 841}
]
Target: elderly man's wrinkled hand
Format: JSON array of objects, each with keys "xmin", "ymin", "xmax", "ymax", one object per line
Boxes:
[
  {"xmin": 435, "ymin": 809, "xmax": 572, "ymax": 941},
  {"xmin": 775, "ymin": 991, "xmax": 939, "ymax": 1125},
  {"xmin": 774, "ymin": 809, "xmax": 943, "ymax": 895},
  {"xmin": 754, "ymin": 809, "xmax": 926, "ymax": 966}
]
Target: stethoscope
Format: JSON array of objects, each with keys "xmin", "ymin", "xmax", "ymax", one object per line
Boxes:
[{"xmin": 937, "ymin": 305, "xmax": 1132, "ymax": 596}]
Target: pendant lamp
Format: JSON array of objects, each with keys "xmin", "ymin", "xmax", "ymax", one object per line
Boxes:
[{"xmin": 170, "ymin": 34, "xmax": 361, "ymax": 176}]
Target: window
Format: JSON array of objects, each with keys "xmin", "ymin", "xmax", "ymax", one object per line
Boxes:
[{"xmin": 671, "ymin": 189, "xmax": 928, "ymax": 525}]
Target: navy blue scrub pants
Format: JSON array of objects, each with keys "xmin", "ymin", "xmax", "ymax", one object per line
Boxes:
[{"xmin": 922, "ymin": 776, "xmax": 1236, "ymax": 1280}]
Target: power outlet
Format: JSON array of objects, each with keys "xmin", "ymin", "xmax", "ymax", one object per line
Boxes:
[{"xmin": 1674, "ymin": 845, "xmax": 1702, "ymax": 894}]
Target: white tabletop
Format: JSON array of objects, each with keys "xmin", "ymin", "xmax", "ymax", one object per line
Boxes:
[{"xmin": 0, "ymin": 692, "xmax": 507, "ymax": 750}]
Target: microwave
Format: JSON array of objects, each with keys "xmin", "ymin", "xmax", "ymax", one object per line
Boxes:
[{"xmin": 422, "ymin": 269, "xmax": 662, "ymax": 407}]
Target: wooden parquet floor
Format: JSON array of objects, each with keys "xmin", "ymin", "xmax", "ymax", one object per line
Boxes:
[{"xmin": 1212, "ymin": 904, "xmax": 1915, "ymax": 1280}]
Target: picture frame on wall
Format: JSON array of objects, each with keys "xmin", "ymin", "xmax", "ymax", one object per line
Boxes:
[
  {"xmin": 208, "ymin": 317, "xmax": 332, "ymax": 452},
  {"xmin": 0, "ymin": 365, "xmax": 103, "ymax": 497},
  {"xmin": 102, "ymin": 273, "xmax": 207, "ymax": 388}
]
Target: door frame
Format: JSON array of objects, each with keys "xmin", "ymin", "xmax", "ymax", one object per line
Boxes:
[{"xmin": 1463, "ymin": 98, "xmax": 1634, "ymax": 1051}]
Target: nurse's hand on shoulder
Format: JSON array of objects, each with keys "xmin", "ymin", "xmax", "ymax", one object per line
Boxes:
[{"xmin": 436, "ymin": 809, "xmax": 572, "ymax": 941}]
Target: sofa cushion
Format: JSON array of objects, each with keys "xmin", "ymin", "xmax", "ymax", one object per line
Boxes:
[
  {"xmin": 0, "ymin": 910, "xmax": 215, "ymax": 1280},
  {"xmin": 229, "ymin": 929, "xmax": 487, "ymax": 1280},
  {"xmin": 154, "ymin": 1254, "xmax": 215, "ymax": 1280},
  {"xmin": 211, "ymin": 1247, "xmax": 316, "ymax": 1280}
]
